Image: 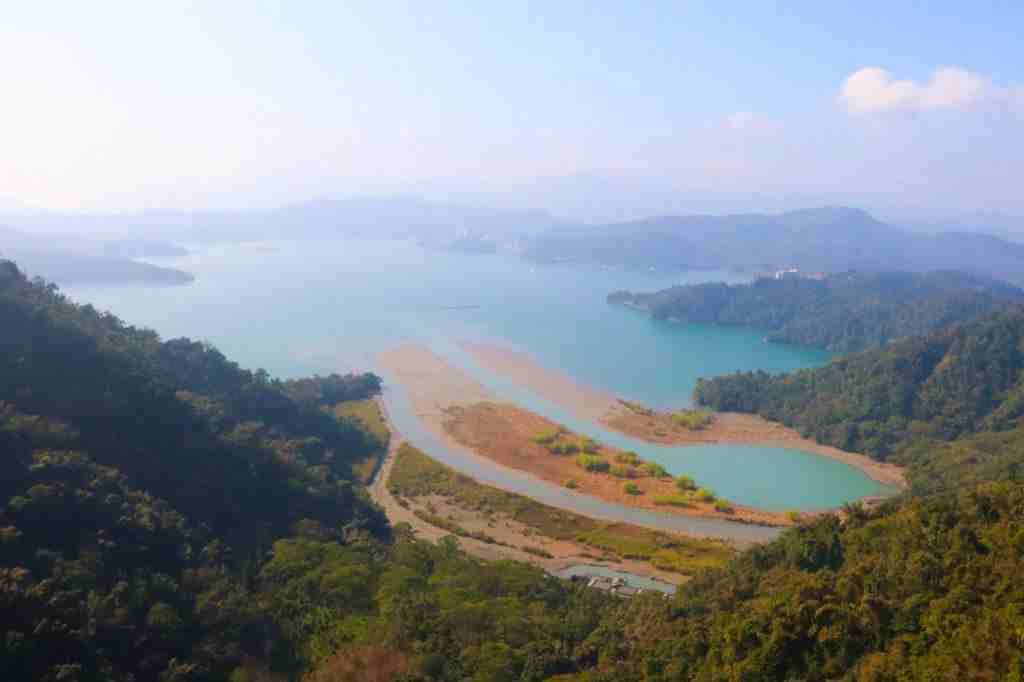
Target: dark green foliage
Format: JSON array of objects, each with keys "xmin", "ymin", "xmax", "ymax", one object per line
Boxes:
[
  {"xmin": 0, "ymin": 261, "xmax": 387, "ymax": 681},
  {"xmin": 612, "ymin": 270, "xmax": 1023, "ymax": 352},
  {"xmin": 259, "ymin": 531, "xmax": 612, "ymax": 679},
  {"xmin": 585, "ymin": 483, "xmax": 1024, "ymax": 681},
  {"xmin": 695, "ymin": 305, "xmax": 1024, "ymax": 492}
]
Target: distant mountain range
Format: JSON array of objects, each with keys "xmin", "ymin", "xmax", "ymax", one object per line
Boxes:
[
  {"xmin": 7, "ymin": 200, "xmax": 1024, "ymax": 286},
  {"xmin": 1, "ymin": 197, "xmax": 566, "ymax": 244},
  {"xmin": 0, "ymin": 227, "xmax": 192, "ymax": 286},
  {"xmin": 523, "ymin": 206, "xmax": 1024, "ymax": 283}
]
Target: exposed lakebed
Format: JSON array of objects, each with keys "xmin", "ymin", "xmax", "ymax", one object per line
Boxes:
[{"xmin": 65, "ymin": 238, "xmax": 895, "ymax": 535}]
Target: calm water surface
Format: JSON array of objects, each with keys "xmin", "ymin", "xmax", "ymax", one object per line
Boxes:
[{"xmin": 65, "ymin": 239, "xmax": 893, "ymax": 517}]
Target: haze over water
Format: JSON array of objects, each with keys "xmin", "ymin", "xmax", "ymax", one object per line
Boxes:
[{"xmin": 65, "ymin": 238, "xmax": 889, "ymax": 513}]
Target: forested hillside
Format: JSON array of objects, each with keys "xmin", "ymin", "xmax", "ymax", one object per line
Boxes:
[
  {"xmin": 695, "ymin": 306, "xmax": 1024, "ymax": 493},
  {"xmin": 4, "ymin": 257, "xmax": 1024, "ymax": 681},
  {"xmin": 609, "ymin": 270, "xmax": 1023, "ymax": 352},
  {"xmin": 575, "ymin": 481, "xmax": 1024, "ymax": 681},
  {"xmin": 0, "ymin": 260, "xmax": 389, "ymax": 680}
]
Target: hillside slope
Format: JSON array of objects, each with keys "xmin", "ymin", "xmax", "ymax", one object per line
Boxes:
[
  {"xmin": 695, "ymin": 306, "xmax": 1024, "ymax": 493},
  {"xmin": 526, "ymin": 207, "xmax": 1024, "ymax": 283},
  {"xmin": 610, "ymin": 270, "xmax": 1023, "ymax": 352},
  {"xmin": 0, "ymin": 259, "xmax": 386, "ymax": 680}
]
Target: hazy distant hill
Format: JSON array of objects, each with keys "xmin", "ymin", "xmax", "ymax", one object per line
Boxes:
[
  {"xmin": 0, "ymin": 198, "xmax": 566, "ymax": 246},
  {"xmin": 524, "ymin": 206, "xmax": 1024, "ymax": 283},
  {"xmin": 1, "ymin": 249, "xmax": 194, "ymax": 286},
  {"xmin": 0, "ymin": 227, "xmax": 193, "ymax": 286},
  {"xmin": 610, "ymin": 270, "xmax": 1024, "ymax": 352}
]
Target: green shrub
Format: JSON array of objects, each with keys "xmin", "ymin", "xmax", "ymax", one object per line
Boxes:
[
  {"xmin": 675, "ymin": 475, "xmax": 695, "ymax": 491},
  {"xmin": 695, "ymin": 487, "xmax": 716, "ymax": 502},
  {"xmin": 576, "ymin": 454, "xmax": 609, "ymax": 473},
  {"xmin": 640, "ymin": 462, "xmax": 668, "ymax": 478},
  {"xmin": 672, "ymin": 410, "xmax": 712, "ymax": 430},
  {"xmin": 615, "ymin": 451, "xmax": 641, "ymax": 466},
  {"xmin": 714, "ymin": 500, "xmax": 734, "ymax": 513},
  {"xmin": 609, "ymin": 464, "xmax": 636, "ymax": 479},
  {"xmin": 581, "ymin": 438, "xmax": 601, "ymax": 454},
  {"xmin": 623, "ymin": 482, "xmax": 642, "ymax": 495},
  {"xmin": 564, "ymin": 479, "xmax": 578, "ymax": 489}
]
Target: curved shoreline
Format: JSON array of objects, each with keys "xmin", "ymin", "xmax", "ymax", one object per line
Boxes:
[
  {"xmin": 369, "ymin": 398, "xmax": 690, "ymax": 587},
  {"xmin": 441, "ymin": 401, "xmax": 792, "ymax": 527},
  {"xmin": 375, "ymin": 344, "xmax": 782, "ymax": 544},
  {"xmin": 460, "ymin": 340, "xmax": 906, "ymax": 490}
]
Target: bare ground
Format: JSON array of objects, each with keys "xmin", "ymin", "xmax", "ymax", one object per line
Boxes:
[
  {"xmin": 461, "ymin": 340, "xmax": 906, "ymax": 489},
  {"xmin": 367, "ymin": 398, "xmax": 687, "ymax": 586}
]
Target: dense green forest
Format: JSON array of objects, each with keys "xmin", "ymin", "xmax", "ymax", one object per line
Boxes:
[
  {"xmin": 695, "ymin": 305, "xmax": 1024, "ymax": 494},
  {"xmin": 570, "ymin": 481, "xmax": 1024, "ymax": 681},
  {"xmin": 4, "ymin": 257, "xmax": 1024, "ymax": 681},
  {"xmin": 609, "ymin": 270, "xmax": 1023, "ymax": 352},
  {"xmin": 0, "ymin": 260, "xmax": 390, "ymax": 680}
]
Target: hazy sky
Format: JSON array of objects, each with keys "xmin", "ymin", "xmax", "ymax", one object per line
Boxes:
[{"xmin": 2, "ymin": 2, "xmax": 1022, "ymax": 220}]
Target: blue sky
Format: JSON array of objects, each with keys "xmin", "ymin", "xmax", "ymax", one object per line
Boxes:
[{"xmin": 2, "ymin": 2, "xmax": 1022, "ymax": 221}]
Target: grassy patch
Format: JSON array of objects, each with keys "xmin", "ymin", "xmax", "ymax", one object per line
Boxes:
[
  {"xmin": 672, "ymin": 410, "xmax": 713, "ymax": 431},
  {"xmin": 652, "ymin": 494, "xmax": 693, "ymax": 508},
  {"xmin": 333, "ymin": 398, "xmax": 389, "ymax": 446},
  {"xmin": 575, "ymin": 526, "xmax": 733, "ymax": 576},
  {"xmin": 411, "ymin": 509, "xmax": 507, "ymax": 546},
  {"xmin": 389, "ymin": 443, "xmax": 735, "ymax": 574},
  {"xmin": 333, "ymin": 399, "xmax": 389, "ymax": 484}
]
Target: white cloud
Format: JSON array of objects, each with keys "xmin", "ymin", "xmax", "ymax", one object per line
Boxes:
[{"xmin": 840, "ymin": 66, "xmax": 1003, "ymax": 114}]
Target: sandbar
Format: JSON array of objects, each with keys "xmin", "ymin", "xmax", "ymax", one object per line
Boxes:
[
  {"xmin": 461, "ymin": 340, "xmax": 906, "ymax": 489},
  {"xmin": 377, "ymin": 344, "xmax": 790, "ymax": 526},
  {"xmin": 368, "ymin": 398, "xmax": 691, "ymax": 586}
]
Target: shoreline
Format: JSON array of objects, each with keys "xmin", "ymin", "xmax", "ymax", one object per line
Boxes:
[
  {"xmin": 376, "ymin": 343, "xmax": 784, "ymax": 541},
  {"xmin": 460, "ymin": 340, "xmax": 906, "ymax": 490},
  {"xmin": 440, "ymin": 401, "xmax": 791, "ymax": 527},
  {"xmin": 368, "ymin": 397, "xmax": 688, "ymax": 588}
]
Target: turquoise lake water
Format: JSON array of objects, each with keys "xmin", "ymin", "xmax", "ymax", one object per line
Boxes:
[{"xmin": 64, "ymin": 238, "xmax": 893, "ymax": 519}]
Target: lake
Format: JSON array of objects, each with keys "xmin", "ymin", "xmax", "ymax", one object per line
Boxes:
[{"xmin": 64, "ymin": 238, "xmax": 892, "ymax": 519}]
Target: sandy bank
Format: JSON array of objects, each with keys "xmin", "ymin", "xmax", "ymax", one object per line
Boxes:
[
  {"xmin": 461, "ymin": 340, "xmax": 906, "ymax": 489},
  {"xmin": 367, "ymin": 398, "xmax": 687, "ymax": 586},
  {"xmin": 442, "ymin": 401, "xmax": 789, "ymax": 527},
  {"xmin": 377, "ymin": 344, "xmax": 789, "ymax": 527}
]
